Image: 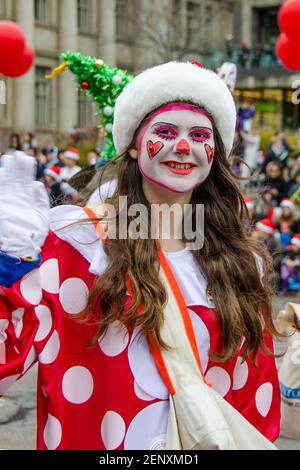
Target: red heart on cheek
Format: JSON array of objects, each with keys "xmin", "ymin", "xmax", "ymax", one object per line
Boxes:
[
  {"xmin": 147, "ymin": 140, "xmax": 164, "ymax": 159},
  {"xmin": 204, "ymin": 144, "xmax": 215, "ymax": 164}
]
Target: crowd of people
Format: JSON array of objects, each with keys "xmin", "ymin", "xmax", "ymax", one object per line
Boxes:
[
  {"xmin": 234, "ymin": 123, "xmax": 300, "ymax": 296},
  {"xmin": 1, "ymin": 131, "xmax": 105, "ymax": 207}
]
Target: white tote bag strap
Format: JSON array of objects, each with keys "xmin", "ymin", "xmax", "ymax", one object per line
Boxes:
[{"xmin": 150, "ymin": 247, "xmax": 277, "ymax": 450}]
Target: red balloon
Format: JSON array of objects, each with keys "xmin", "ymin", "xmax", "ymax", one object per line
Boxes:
[
  {"xmin": 278, "ymin": 0, "xmax": 300, "ymax": 39},
  {"xmin": 0, "ymin": 21, "xmax": 26, "ymax": 61},
  {"xmin": 0, "ymin": 44, "xmax": 35, "ymax": 78},
  {"xmin": 276, "ymin": 33, "xmax": 300, "ymax": 71}
]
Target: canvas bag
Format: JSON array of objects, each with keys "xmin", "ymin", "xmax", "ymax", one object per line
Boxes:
[
  {"xmin": 276, "ymin": 302, "xmax": 300, "ymax": 440},
  {"xmin": 147, "ymin": 248, "xmax": 277, "ymax": 450}
]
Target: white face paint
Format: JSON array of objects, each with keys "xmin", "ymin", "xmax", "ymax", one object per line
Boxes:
[{"xmin": 137, "ymin": 103, "xmax": 215, "ymax": 194}]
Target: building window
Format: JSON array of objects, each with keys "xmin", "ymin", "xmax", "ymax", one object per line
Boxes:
[
  {"xmin": 116, "ymin": 0, "xmax": 132, "ymax": 42},
  {"xmin": 34, "ymin": 0, "xmax": 50, "ymax": 24},
  {"xmin": 78, "ymin": 0, "xmax": 91, "ymax": 33},
  {"xmin": 252, "ymin": 6, "xmax": 279, "ymax": 50},
  {"xmin": 186, "ymin": 1, "xmax": 201, "ymax": 47},
  {"xmin": 203, "ymin": 4, "xmax": 212, "ymax": 43},
  {"xmin": 35, "ymin": 67, "xmax": 51, "ymax": 127}
]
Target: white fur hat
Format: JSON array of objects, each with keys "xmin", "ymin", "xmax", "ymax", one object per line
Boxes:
[{"xmin": 113, "ymin": 61, "xmax": 237, "ymax": 158}]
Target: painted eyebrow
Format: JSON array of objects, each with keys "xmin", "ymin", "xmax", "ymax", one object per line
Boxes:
[
  {"xmin": 151, "ymin": 122, "xmax": 213, "ymax": 132},
  {"xmin": 151, "ymin": 122, "xmax": 178, "ymax": 129},
  {"xmin": 190, "ymin": 126, "xmax": 213, "ymax": 131}
]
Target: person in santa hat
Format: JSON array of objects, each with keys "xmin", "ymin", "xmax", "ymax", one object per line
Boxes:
[
  {"xmin": 60, "ymin": 147, "xmax": 81, "ymax": 181},
  {"xmin": 279, "ymin": 234, "xmax": 300, "ymax": 295},
  {"xmin": 0, "ymin": 61, "xmax": 281, "ymax": 450},
  {"xmin": 253, "ymin": 218, "xmax": 282, "ymax": 288},
  {"xmin": 44, "ymin": 166, "xmax": 65, "ymax": 208},
  {"xmin": 243, "ymin": 196, "xmax": 255, "ymax": 233}
]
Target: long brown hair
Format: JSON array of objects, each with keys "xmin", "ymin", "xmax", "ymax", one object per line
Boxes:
[{"xmin": 79, "ymin": 109, "xmax": 279, "ymax": 364}]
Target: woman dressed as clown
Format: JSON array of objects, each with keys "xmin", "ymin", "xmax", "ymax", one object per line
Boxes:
[{"xmin": 0, "ymin": 61, "xmax": 280, "ymax": 450}]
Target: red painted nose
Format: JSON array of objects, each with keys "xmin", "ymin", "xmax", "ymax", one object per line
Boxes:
[{"xmin": 176, "ymin": 139, "xmax": 190, "ymax": 155}]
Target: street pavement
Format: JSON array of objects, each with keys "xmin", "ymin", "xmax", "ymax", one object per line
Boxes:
[{"xmin": 0, "ymin": 296, "xmax": 299, "ymax": 450}]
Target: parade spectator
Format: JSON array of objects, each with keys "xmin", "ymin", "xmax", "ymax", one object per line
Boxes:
[
  {"xmin": 279, "ymin": 234, "xmax": 300, "ymax": 295},
  {"xmin": 237, "ymin": 98, "xmax": 255, "ymax": 132},
  {"xmin": 231, "ymin": 130, "xmax": 244, "ymax": 177},
  {"xmin": 261, "ymin": 161, "xmax": 289, "ymax": 206},
  {"xmin": 21, "ymin": 132, "xmax": 38, "ymax": 152},
  {"xmin": 60, "ymin": 147, "xmax": 81, "ymax": 181},
  {"xmin": 288, "ymin": 155, "xmax": 300, "ymax": 182},
  {"xmin": 6, "ymin": 133, "xmax": 22, "ymax": 154},
  {"xmin": 43, "ymin": 146, "xmax": 60, "ymax": 169},
  {"xmin": 262, "ymin": 130, "xmax": 292, "ymax": 173},
  {"xmin": 240, "ymin": 126, "xmax": 261, "ymax": 182},
  {"xmin": 238, "ymin": 40, "xmax": 250, "ymax": 68},
  {"xmin": 289, "ymin": 168, "xmax": 300, "ymax": 197},
  {"xmin": 86, "ymin": 149, "xmax": 100, "ymax": 168},
  {"xmin": 26, "ymin": 147, "xmax": 46, "ymax": 181},
  {"xmin": 252, "ymin": 218, "xmax": 282, "ymax": 286},
  {"xmin": 272, "ymin": 199, "xmax": 297, "ymax": 249},
  {"xmin": 44, "ymin": 166, "xmax": 65, "ymax": 208}
]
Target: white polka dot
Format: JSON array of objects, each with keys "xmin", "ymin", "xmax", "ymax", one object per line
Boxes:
[
  {"xmin": 23, "ymin": 346, "xmax": 37, "ymax": 374},
  {"xmin": 62, "ymin": 366, "xmax": 94, "ymax": 404},
  {"xmin": 11, "ymin": 308, "xmax": 25, "ymax": 339},
  {"xmin": 20, "ymin": 268, "xmax": 42, "ymax": 305},
  {"xmin": 128, "ymin": 328, "xmax": 168, "ymax": 400},
  {"xmin": 40, "ymin": 259, "xmax": 60, "ymax": 294},
  {"xmin": 205, "ymin": 366, "xmax": 231, "ymax": 397},
  {"xmin": 34, "ymin": 305, "xmax": 52, "ymax": 342},
  {"xmin": 99, "ymin": 321, "xmax": 129, "ymax": 357},
  {"xmin": 124, "ymin": 401, "xmax": 169, "ymax": 450},
  {"xmin": 101, "ymin": 411, "xmax": 126, "ymax": 450},
  {"xmin": 188, "ymin": 309, "xmax": 211, "ymax": 373},
  {"xmin": 255, "ymin": 382, "xmax": 273, "ymax": 417},
  {"xmin": 232, "ymin": 357, "xmax": 249, "ymax": 390},
  {"xmin": 43, "ymin": 414, "xmax": 62, "ymax": 450},
  {"xmin": 134, "ymin": 381, "xmax": 155, "ymax": 401},
  {"xmin": 0, "ymin": 374, "xmax": 20, "ymax": 395},
  {"xmin": 59, "ymin": 278, "xmax": 89, "ymax": 314},
  {"xmin": 39, "ymin": 330, "xmax": 60, "ymax": 364}
]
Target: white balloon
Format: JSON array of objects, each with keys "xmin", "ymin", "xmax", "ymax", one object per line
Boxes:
[
  {"xmin": 112, "ymin": 75, "xmax": 122, "ymax": 85},
  {"xmin": 103, "ymin": 106, "xmax": 114, "ymax": 116},
  {"xmin": 105, "ymin": 123, "xmax": 113, "ymax": 133}
]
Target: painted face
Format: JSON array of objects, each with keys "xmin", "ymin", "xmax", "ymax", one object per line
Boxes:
[{"xmin": 137, "ymin": 103, "xmax": 215, "ymax": 194}]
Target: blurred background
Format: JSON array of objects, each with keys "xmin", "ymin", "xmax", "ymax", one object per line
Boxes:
[
  {"xmin": 1, "ymin": 0, "xmax": 300, "ymax": 450},
  {"xmin": 0, "ymin": 0, "xmax": 299, "ymax": 150}
]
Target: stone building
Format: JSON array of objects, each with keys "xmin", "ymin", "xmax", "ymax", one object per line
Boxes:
[
  {"xmin": 0, "ymin": 0, "xmax": 234, "ymax": 149},
  {"xmin": 233, "ymin": 0, "xmax": 300, "ymax": 132}
]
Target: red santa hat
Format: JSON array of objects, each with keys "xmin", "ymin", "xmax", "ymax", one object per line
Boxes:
[
  {"xmin": 244, "ymin": 197, "xmax": 254, "ymax": 210},
  {"xmin": 280, "ymin": 198, "xmax": 296, "ymax": 211},
  {"xmin": 291, "ymin": 234, "xmax": 300, "ymax": 248},
  {"xmin": 64, "ymin": 147, "xmax": 80, "ymax": 161},
  {"xmin": 113, "ymin": 61, "xmax": 236, "ymax": 158},
  {"xmin": 256, "ymin": 218, "xmax": 276, "ymax": 234},
  {"xmin": 45, "ymin": 165, "xmax": 62, "ymax": 182}
]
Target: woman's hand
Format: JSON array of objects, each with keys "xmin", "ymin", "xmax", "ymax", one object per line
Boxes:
[{"xmin": 0, "ymin": 152, "xmax": 50, "ymax": 258}]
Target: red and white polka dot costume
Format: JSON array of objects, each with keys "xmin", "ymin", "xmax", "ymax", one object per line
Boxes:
[{"xmin": 0, "ymin": 205, "xmax": 280, "ymax": 450}]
